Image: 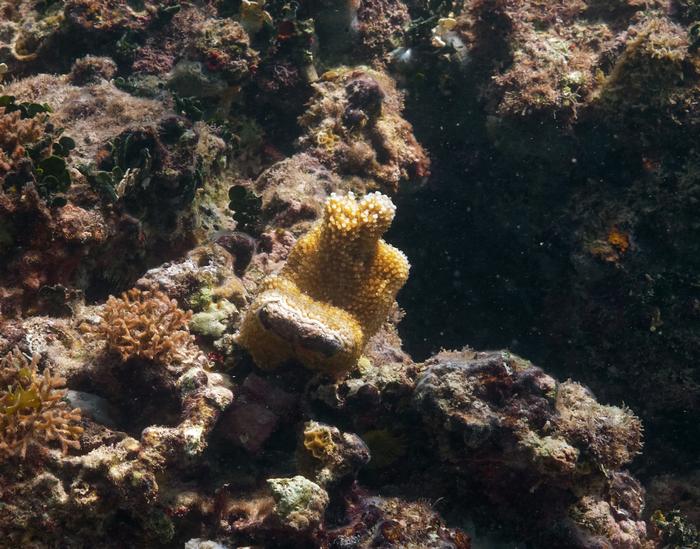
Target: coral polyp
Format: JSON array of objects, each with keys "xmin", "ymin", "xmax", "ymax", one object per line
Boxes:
[{"xmin": 0, "ymin": 348, "xmax": 82, "ymax": 459}]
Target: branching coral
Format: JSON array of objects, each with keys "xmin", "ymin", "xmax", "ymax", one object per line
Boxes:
[
  {"xmin": 83, "ymin": 288, "xmax": 195, "ymax": 364},
  {"xmin": 0, "ymin": 106, "xmax": 44, "ymax": 176},
  {"xmin": 238, "ymin": 191, "xmax": 409, "ymax": 375},
  {"xmin": 0, "ymin": 348, "xmax": 82, "ymax": 459}
]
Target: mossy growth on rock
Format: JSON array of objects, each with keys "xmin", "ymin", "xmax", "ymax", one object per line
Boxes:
[{"xmin": 0, "ymin": 95, "xmax": 75, "ymax": 206}]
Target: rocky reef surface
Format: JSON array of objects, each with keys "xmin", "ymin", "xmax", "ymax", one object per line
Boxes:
[{"xmin": 0, "ymin": 0, "xmax": 698, "ymax": 547}]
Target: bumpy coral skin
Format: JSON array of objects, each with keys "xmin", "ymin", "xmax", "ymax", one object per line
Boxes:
[
  {"xmin": 0, "ymin": 348, "xmax": 82, "ymax": 459},
  {"xmin": 238, "ymin": 192, "xmax": 409, "ymax": 375},
  {"xmin": 83, "ymin": 288, "xmax": 195, "ymax": 364}
]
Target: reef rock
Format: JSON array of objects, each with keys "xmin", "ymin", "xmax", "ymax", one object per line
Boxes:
[{"xmin": 413, "ymin": 348, "xmax": 649, "ymax": 548}]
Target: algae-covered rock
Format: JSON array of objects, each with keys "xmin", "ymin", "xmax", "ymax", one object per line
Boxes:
[
  {"xmin": 190, "ymin": 299, "xmax": 238, "ymax": 339},
  {"xmin": 297, "ymin": 67, "xmax": 429, "ymax": 193},
  {"xmin": 413, "ymin": 348, "xmax": 648, "ymax": 548},
  {"xmin": 266, "ymin": 475, "xmax": 329, "ymax": 533}
]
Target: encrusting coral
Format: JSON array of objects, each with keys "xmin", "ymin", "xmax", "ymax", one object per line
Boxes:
[
  {"xmin": 298, "ymin": 420, "xmax": 370, "ymax": 487},
  {"xmin": 237, "ymin": 191, "xmax": 409, "ymax": 375},
  {"xmin": 82, "ymin": 288, "xmax": 195, "ymax": 364},
  {"xmin": 0, "ymin": 348, "xmax": 82, "ymax": 459}
]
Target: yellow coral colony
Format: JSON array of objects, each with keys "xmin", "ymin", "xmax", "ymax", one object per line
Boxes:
[
  {"xmin": 238, "ymin": 192, "xmax": 409, "ymax": 375},
  {"xmin": 303, "ymin": 423, "xmax": 336, "ymax": 462},
  {"xmin": 0, "ymin": 348, "xmax": 83, "ymax": 459}
]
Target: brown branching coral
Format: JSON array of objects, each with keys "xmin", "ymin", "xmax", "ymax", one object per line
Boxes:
[
  {"xmin": 83, "ymin": 288, "xmax": 195, "ymax": 364},
  {"xmin": 0, "ymin": 106, "xmax": 43, "ymax": 175},
  {"xmin": 0, "ymin": 348, "xmax": 83, "ymax": 459}
]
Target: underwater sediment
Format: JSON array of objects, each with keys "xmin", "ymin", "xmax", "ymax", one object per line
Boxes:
[{"xmin": 0, "ymin": 0, "xmax": 698, "ymax": 547}]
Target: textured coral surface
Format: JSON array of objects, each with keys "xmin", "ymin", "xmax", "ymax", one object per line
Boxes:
[{"xmin": 238, "ymin": 192, "xmax": 409, "ymax": 374}]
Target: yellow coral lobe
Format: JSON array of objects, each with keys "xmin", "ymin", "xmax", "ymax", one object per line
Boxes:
[
  {"xmin": 303, "ymin": 425, "xmax": 336, "ymax": 462},
  {"xmin": 238, "ymin": 192, "xmax": 409, "ymax": 375}
]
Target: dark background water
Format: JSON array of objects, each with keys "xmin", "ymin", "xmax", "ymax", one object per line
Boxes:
[{"xmin": 387, "ymin": 64, "xmax": 700, "ymax": 479}]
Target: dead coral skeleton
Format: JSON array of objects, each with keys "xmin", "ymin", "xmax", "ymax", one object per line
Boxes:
[
  {"xmin": 0, "ymin": 348, "xmax": 83, "ymax": 459},
  {"xmin": 82, "ymin": 288, "xmax": 195, "ymax": 364}
]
